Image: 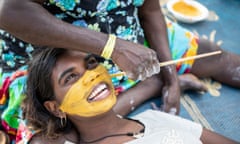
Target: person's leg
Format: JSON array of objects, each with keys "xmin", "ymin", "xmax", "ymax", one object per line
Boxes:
[
  {"xmin": 191, "ymin": 39, "xmax": 240, "ymax": 88},
  {"xmin": 178, "ymin": 73, "xmax": 207, "ymax": 92},
  {"xmin": 165, "ymin": 20, "xmax": 240, "ymax": 88}
]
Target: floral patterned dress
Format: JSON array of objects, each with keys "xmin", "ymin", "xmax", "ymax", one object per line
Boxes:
[{"xmin": 0, "ymin": 0, "xmax": 199, "ymax": 143}]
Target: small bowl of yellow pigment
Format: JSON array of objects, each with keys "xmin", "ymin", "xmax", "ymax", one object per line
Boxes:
[{"xmin": 167, "ymin": 0, "xmax": 209, "ymax": 23}]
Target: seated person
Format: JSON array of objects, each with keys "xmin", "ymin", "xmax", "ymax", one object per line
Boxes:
[
  {"xmin": 19, "ymin": 47, "xmax": 238, "ymax": 144},
  {"xmin": 1, "ymin": 0, "xmax": 240, "ymax": 142}
]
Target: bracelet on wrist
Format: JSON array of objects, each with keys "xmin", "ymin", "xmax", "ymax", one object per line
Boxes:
[{"xmin": 101, "ymin": 34, "xmax": 116, "ymax": 59}]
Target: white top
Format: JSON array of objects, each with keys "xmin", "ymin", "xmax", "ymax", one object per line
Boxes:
[{"xmin": 125, "ymin": 110, "xmax": 203, "ymax": 144}]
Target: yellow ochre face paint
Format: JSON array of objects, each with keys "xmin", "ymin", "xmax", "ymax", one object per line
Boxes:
[{"xmin": 59, "ymin": 65, "xmax": 116, "ymax": 117}]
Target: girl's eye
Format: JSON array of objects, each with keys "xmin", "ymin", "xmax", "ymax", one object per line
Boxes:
[{"xmin": 64, "ymin": 73, "xmax": 79, "ymax": 85}]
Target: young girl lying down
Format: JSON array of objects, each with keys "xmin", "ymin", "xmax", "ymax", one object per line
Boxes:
[{"xmin": 21, "ymin": 48, "xmax": 238, "ymax": 144}]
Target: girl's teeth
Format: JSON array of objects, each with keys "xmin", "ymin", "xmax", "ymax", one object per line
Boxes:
[{"xmin": 88, "ymin": 84, "xmax": 107, "ymax": 100}]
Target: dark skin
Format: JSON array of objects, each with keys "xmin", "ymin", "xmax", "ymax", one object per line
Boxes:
[
  {"xmin": 0, "ymin": 0, "xmax": 159, "ymax": 81},
  {"xmin": 191, "ymin": 39, "xmax": 240, "ymax": 87},
  {"xmin": 0, "ymin": 0, "xmax": 178, "ymax": 114},
  {"xmin": 114, "ymin": 0, "xmax": 240, "ymax": 115},
  {"xmin": 30, "ymin": 127, "xmax": 240, "ymax": 144},
  {"xmin": 114, "ymin": 73, "xmax": 207, "ymax": 115},
  {"xmin": 29, "ymin": 50, "xmax": 238, "ymax": 144},
  {"xmin": 138, "ymin": 0, "xmax": 181, "ymax": 114}
]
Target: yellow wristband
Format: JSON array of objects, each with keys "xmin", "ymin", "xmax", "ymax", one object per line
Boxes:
[{"xmin": 101, "ymin": 34, "xmax": 116, "ymax": 59}]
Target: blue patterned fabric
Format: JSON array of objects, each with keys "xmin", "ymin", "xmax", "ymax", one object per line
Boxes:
[{"xmin": 45, "ymin": 0, "xmax": 145, "ymax": 43}]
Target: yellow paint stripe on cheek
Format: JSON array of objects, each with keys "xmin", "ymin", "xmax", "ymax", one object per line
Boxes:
[{"xmin": 59, "ymin": 65, "xmax": 116, "ymax": 117}]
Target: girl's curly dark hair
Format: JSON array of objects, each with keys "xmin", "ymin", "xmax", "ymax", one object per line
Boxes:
[{"xmin": 22, "ymin": 47, "xmax": 72, "ymax": 139}]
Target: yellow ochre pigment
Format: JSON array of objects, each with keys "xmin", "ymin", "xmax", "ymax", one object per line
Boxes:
[{"xmin": 173, "ymin": 1, "xmax": 201, "ymax": 16}]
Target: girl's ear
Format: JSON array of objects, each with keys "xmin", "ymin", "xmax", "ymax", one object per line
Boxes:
[{"xmin": 44, "ymin": 100, "xmax": 62, "ymax": 117}]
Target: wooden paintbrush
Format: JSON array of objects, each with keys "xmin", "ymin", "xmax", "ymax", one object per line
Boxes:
[{"xmin": 110, "ymin": 50, "xmax": 222, "ymax": 77}]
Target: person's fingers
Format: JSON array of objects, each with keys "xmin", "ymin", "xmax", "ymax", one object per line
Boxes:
[
  {"xmin": 137, "ymin": 63, "xmax": 147, "ymax": 81},
  {"xmin": 126, "ymin": 66, "xmax": 144, "ymax": 81},
  {"xmin": 144, "ymin": 61, "xmax": 153, "ymax": 78},
  {"xmin": 139, "ymin": 50, "xmax": 160, "ymax": 80},
  {"xmin": 169, "ymin": 107, "xmax": 177, "ymax": 115},
  {"xmin": 146, "ymin": 51, "xmax": 154, "ymax": 76},
  {"xmin": 166, "ymin": 99, "xmax": 180, "ymax": 115},
  {"xmin": 120, "ymin": 48, "xmax": 160, "ymax": 80},
  {"xmin": 173, "ymin": 104, "xmax": 180, "ymax": 115},
  {"xmin": 125, "ymin": 71, "xmax": 135, "ymax": 80},
  {"xmin": 146, "ymin": 50, "xmax": 160, "ymax": 77},
  {"xmin": 162, "ymin": 87, "xmax": 170, "ymax": 112},
  {"xmin": 164, "ymin": 103, "xmax": 178, "ymax": 115},
  {"xmin": 151, "ymin": 102, "xmax": 162, "ymax": 111},
  {"xmin": 151, "ymin": 51, "xmax": 161, "ymax": 74},
  {"xmin": 141, "ymin": 60, "xmax": 153, "ymax": 81},
  {"xmin": 162, "ymin": 86, "xmax": 180, "ymax": 115}
]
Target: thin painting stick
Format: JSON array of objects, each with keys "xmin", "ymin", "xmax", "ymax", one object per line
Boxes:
[
  {"xmin": 159, "ymin": 50, "xmax": 221, "ymax": 67},
  {"xmin": 110, "ymin": 50, "xmax": 222, "ymax": 77}
]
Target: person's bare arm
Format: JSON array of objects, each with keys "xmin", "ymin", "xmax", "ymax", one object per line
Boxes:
[
  {"xmin": 0, "ymin": 0, "xmax": 106, "ymax": 54},
  {"xmin": 138, "ymin": 0, "xmax": 180, "ymax": 114},
  {"xmin": 0, "ymin": 0, "xmax": 159, "ymax": 80},
  {"xmin": 201, "ymin": 128, "xmax": 239, "ymax": 144}
]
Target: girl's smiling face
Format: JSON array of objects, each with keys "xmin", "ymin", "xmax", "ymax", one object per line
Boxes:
[{"xmin": 51, "ymin": 50, "xmax": 116, "ymax": 117}]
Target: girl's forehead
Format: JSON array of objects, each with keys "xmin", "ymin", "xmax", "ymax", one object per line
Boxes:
[
  {"xmin": 66, "ymin": 50, "xmax": 88, "ymax": 57},
  {"xmin": 51, "ymin": 51, "xmax": 87, "ymax": 80}
]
